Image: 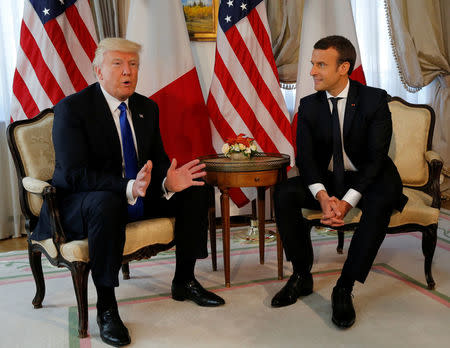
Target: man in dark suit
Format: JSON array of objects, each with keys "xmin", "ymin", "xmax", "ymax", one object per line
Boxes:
[
  {"xmin": 271, "ymin": 36, "xmax": 407, "ymax": 328},
  {"xmin": 33, "ymin": 38, "xmax": 224, "ymax": 346}
]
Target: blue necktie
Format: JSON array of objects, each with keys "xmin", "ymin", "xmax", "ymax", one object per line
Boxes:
[
  {"xmin": 330, "ymin": 97, "xmax": 345, "ymax": 197},
  {"xmin": 118, "ymin": 102, "xmax": 144, "ymax": 221}
]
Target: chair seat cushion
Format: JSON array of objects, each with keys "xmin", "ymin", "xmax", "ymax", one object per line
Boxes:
[
  {"xmin": 31, "ymin": 217, "xmax": 175, "ymax": 263},
  {"xmin": 302, "ymin": 187, "xmax": 440, "ymax": 228}
]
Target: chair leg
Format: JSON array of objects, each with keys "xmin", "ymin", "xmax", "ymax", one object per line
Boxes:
[
  {"xmin": 422, "ymin": 225, "xmax": 437, "ymax": 290},
  {"xmin": 337, "ymin": 231, "xmax": 344, "ymax": 254},
  {"xmin": 70, "ymin": 262, "xmax": 90, "ymax": 338},
  {"xmin": 208, "ymin": 185, "xmax": 217, "ymax": 271},
  {"xmin": 276, "ymin": 229, "xmax": 283, "ymax": 280},
  {"xmin": 28, "ymin": 245, "xmax": 45, "ymax": 309},
  {"xmin": 122, "ymin": 263, "xmax": 130, "ymax": 280}
]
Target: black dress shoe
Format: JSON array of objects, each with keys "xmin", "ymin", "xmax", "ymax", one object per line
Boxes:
[
  {"xmin": 271, "ymin": 273, "xmax": 313, "ymax": 307},
  {"xmin": 331, "ymin": 286, "xmax": 356, "ymax": 328},
  {"xmin": 171, "ymin": 279, "xmax": 225, "ymax": 307},
  {"xmin": 97, "ymin": 307, "xmax": 131, "ymax": 347}
]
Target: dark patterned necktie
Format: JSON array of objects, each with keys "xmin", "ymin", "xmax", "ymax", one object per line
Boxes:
[
  {"xmin": 118, "ymin": 102, "xmax": 144, "ymax": 221},
  {"xmin": 330, "ymin": 97, "xmax": 345, "ymax": 197}
]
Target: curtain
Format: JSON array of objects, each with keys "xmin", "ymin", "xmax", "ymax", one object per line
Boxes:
[
  {"xmin": 265, "ymin": 0, "xmax": 305, "ymax": 83},
  {"xmin": 90, "ymin": 0, "xmax": 130, "ymax": 39},
  {"xmin": 0, "ymin": 1, "xmax": 25, "ymax": 239},
  {"xmin": 385, "ymin": 0, "xmax": 450, "ymax": 173}
]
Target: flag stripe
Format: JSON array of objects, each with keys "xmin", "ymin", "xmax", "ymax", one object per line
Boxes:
[
  {"xmin": 208, "ymin": 0, "xmax": 295, "ymax": 206},
  {"xmin": 11, "ymin": 0, "xmax": 98, "ymax": 122},
  {"xmin": 247, "ymin": 7, "xmax": 279, "ymax": 81},
  {"xmin": 12, "ymin": 70, "xmax": 39, "ymax": 118},
  {"xmin": 217, "ymin": 27, "xmax": 293, "ymax": 154},
  {"xmin": 65, "ymin": 3, "xmax": 96, "ymax": 61},
  {"xmin": 19, "ymin": 21, "xmax": 65, "ymax": 105},
  {"xmin": 43, "ymin": 18, "xmax": 88, "ymax": 91},
  {"xmin": 229, "ymin": 23, "xmax": 293, "ymax": 145},
  {"xmin": 213, "ymin": 51, "xmax": 279, "ymax": 153}
]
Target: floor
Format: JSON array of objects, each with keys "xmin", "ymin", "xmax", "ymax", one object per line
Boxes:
[{"xmin": 2, "ymin": 179, "xmax": 449, "ymax": 253}]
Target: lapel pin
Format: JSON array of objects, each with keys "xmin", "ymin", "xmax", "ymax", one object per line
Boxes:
[
  {"xmin": 351, "ymin": 104, "xmax": 355, "ymax": 107},
  {"xmin": 139, "ymin": 114, "xmax": 144, "ymax": 118}
]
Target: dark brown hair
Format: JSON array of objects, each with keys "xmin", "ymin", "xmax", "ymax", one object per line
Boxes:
[{"xmin": 314, "ymin": 35, "xmax": 356, "ymax": 75}]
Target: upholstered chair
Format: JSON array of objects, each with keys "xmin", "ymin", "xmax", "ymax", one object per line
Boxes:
[
  {"xmin": 7, "ymin": 108, "xmax": 175, "ymax": 338},
  {"xmin": 298, "ymin": 97, "xmax": 442, "ymax": 290}
]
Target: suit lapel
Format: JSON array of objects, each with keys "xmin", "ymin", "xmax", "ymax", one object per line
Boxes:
[
  {"xmin": 128, "ymin": 95, "xmax": 147, "ymax": 165},
  {"xmin": 93, "ymin": 83, "xmax": 122, "ymax": 162},
  {"xmin": 343, "ymin": 80, "xmax": 358, "ymax": 138}
]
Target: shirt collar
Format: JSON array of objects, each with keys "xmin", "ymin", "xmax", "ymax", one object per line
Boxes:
[
  {"xmin": 326, "ymin": 78, "xmax": 350, "ymax": 100},
  {"xmin": 99, "ymin": 85, "xmax": 129, "ymax": 114}
]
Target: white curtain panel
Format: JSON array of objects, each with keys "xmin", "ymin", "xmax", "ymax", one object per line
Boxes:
[
  {"xmin": 0, "ymin": 1, "xmax": 25, "ymax": 239},
  {"xmin": 350, "ymin": 0, "xmax": 435, "ymax": 104}
]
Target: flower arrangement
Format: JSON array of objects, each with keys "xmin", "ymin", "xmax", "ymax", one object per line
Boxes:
[{"xmin": 222, "ymin": 133, "xmax": 258, "ymax": 159}]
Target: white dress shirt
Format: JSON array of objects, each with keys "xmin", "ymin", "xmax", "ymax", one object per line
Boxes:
[
  {"xmin": 308, "ymin": 79, "xmax": 362, "ymax": 207},
  {"xmin": 100, "ymin": 86, "xmax": 173, "ymax": 203}
]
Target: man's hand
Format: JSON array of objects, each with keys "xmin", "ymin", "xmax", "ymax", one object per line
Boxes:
[
  {"xmin": 316, "ymin": 190, "xmax": 352, "ymax": 227},
  {"xmin": 132, "ymin": 160, "xmax": 152, "ymax": 198},
  {"xmin": 165, "ymin": 158, "xmax": 206, "ymax": 193}
]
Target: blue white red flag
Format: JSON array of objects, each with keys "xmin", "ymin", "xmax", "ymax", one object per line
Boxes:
[
  {"xmin": 11, "ymin": 0, "xmax": 97, "ymax": 121},
  {"xmin": 207, "ymin": 0, "xmax": 295, "ymax": 207}
]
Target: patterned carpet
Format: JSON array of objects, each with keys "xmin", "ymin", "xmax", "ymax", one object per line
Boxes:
[{"xmin": 0, "ymin": 210, "xmax": 449, "ymax": 347}]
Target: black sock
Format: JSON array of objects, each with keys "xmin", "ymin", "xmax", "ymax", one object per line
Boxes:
[
  {"xmin": 336, "ymin": 275, "xmax": 355, "ymax": 290},
  {"xmin": 292, "ymin": 261, "xmax": 311, "ymax": 278},
  {"xmin": 96, "ymin": 286, "xmax": 117, "ymax": 313},
  {"xmin": 173, "ymin": 257, "xmax": 196, "ymax": 283}
]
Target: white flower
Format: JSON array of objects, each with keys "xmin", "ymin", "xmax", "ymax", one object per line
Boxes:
[
  {"xmin": 238, "ymin": 143, "xmax": 246, "ymax": 151},
  {"xmin": 244, "ymin": 148, "xmax": 251, "ymax": 154},
  {"xmin": 222, "ymin": 143, "xmax": 230, "ymax": 154},
  {"xmin": 250, "ymin": 144, "xmax": 257, "ymax": 151}
]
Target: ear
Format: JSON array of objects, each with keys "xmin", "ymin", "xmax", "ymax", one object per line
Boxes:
[
  {"xmin": 94, "ymin": 66, "xmax": 102, "ymax": 81},
  {"xmin": 339, "ymin": 62, "xmax": 350, "ymax": 76}
]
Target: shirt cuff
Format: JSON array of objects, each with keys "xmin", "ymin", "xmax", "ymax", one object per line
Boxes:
[
  {"xmin": 126, "ymin": 180, "xmax": 138, "ymax": 205},
  {"xmin": 342, "ymin": 189, "xmax": 362, "ymax": 207},
  {"xmin": 309, "ymin": 183, "xmax": 326, "ymax": 199},
  {"xmin": 162, "ymin": 177, "xmax": 175, "ymax": 200}
]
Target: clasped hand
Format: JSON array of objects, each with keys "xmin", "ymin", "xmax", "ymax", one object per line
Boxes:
[{"xmin": 317, "ymin": 190, "xmax": 352, "ymax": 227}]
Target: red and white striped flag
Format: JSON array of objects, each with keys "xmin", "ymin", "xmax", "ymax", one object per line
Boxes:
[
  {"xmin": 292, "ymin": 0, "xmax": 366, "ymax": 137},
  {"xmin": 207, "ymin": 0, "xmax": 295, "ymax": 207},
  {"xmin": 126, "ymin": 0, "xmax": 215, "ymax": 166},
  {"xmin": 10, "ymin": 0, "xmax": 98, "ymax": 122}
]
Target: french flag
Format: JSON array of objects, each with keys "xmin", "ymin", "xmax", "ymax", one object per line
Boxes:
[
  {"xmin": 126, "ymin": 0, "xmax": 214, "ymax": 165},
  {"xmin": 292, "ymin": 0, "xmax": 366, "ymax": 142}
]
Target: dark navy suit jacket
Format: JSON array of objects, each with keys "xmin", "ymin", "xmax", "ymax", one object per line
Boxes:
[
  {"xmin": 33, "ymin": 82, "xmax": 170, "ymax": 240},
  {"xmin": 296, "ymin": 79, "xmax": 407, "ymax": 211}
]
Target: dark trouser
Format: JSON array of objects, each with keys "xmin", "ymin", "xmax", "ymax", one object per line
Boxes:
[
  {"xmin": 61, "ymin": 185, "xmax": 210, "ymax": 288},
  {"xmin": 274, "ymin": 170, "xmax": 401, "ymax": 284}
]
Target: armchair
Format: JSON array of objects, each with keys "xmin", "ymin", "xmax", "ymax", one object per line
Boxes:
[
  {"xmin": 296, "ymin": 96, "xmax": 442, "ymax": 290},
  {"xmin": 7, "ymin": 108, "xmax": 175, "ymax": 338}
]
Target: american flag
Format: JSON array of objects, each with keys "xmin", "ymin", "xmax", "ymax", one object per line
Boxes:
[
  {"xmin": 10, "ymin": 0, "xmax": 97, "ymax": 122},
  {"xmin": 207, "ymin": 0, "xmax": 295, "ymax": 207}
]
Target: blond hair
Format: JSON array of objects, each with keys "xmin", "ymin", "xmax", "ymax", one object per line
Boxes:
[{"xmin": 92, "ymin": 37, "xmax": 142, "ymax": 71}]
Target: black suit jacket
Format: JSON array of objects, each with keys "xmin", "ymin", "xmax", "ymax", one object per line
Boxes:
[
  {"xmin": 33, "ymin": 83, "xmax": 170, "ymax": 240},
  {"xmin": 296, "ymin": 79, "xmax": 407, "ymax": 211}
]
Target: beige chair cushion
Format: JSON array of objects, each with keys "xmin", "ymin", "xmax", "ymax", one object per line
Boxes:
[
  {"xmin": 388, "ymin": 100, "xmax": 430, "ymax": 187},
  {"xmin": 14, "ymin": 113, "xmax": 55, "ymax": 216},
  {"xmin": 302, "ymin": 187, "xmax": 439, "ymax": 228},
  {"xmin": 31, "ymin": 217, "xmax": 175, "ymax": 263}
]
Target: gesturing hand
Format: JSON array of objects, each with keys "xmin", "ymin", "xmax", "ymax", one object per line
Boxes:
[
  {"xmin": 132, "ymin": 160, "xmax": 152, "ymax": 198},
  {"xmin": 165, "ymin": 158, "xmax": 206, "ymax": 193}
]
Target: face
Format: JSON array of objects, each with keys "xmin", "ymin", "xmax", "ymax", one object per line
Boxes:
[
  {"xmin": 310, "ymin": 47, "xmax": 349, "ymax": 96},
  {"xmin": 95, "ymin": 50, "xmax": 139, "ymax": 101}
]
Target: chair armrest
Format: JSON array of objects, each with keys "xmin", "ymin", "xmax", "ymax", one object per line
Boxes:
[
  {"xmin": 22, "ymin": 177, "xmax": 50, "ymax": 194},
  {"xmin": 425, "ymin": 151, "xmax": 442, "ymax": 164},
  {"xmin": 22, "ymin": 178, "xmax": 67, "ymax": 245},
  {"xmin": 425, "ymin": 151, "xmax": 443, "ymax": 209}
]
